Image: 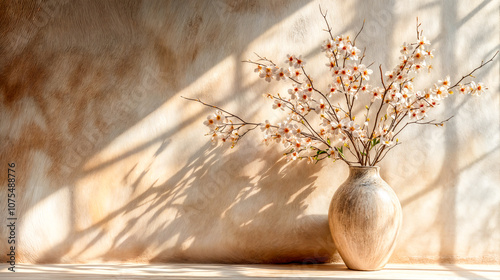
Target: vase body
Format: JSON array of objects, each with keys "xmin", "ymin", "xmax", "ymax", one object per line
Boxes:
[{"xmin": 328, "ymin": 166, "xmax": 402, "ymax": 271}]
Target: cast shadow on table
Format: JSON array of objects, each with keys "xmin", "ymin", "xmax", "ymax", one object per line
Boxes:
[{"xmin": 10, "ymin": 263, "xmax": 351, "ymax": 279}]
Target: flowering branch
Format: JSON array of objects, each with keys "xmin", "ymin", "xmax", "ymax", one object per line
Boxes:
[{"xmin": 184, "ymin": 9, "xmax": 496, "ymax": 166}]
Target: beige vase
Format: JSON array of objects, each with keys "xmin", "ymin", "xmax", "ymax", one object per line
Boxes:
[{"xmin": 328, "ymin": 166, "xmax": 402, "ymax": 271}]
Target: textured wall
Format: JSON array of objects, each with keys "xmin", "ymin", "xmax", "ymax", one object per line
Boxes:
[{"xmin": 0, "ymin": 0, "xmax": 498, "ymax": 264}]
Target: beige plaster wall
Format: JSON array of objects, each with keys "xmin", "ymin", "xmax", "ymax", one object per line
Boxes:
[{"xmin": 0, "ymin": 0, "xmax": 498, "ymax": 264}]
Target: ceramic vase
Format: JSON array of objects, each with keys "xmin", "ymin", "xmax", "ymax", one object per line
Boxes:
[{"xmin": 328, "ymin": 166, "xmax": 402, "ymax": 271}]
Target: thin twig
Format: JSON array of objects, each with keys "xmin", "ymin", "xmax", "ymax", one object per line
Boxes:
[
  {"xmin": 353, "ymin": 19, "xmax": 365, "ymax": 46},
  {"xmin": 300, "ymin": 66, "xmax": 340, "ymax": 122},
  {"xmin": 448, "ymin": 51, "xmax": 498, "ymax": 90},
  {"xmin": 319, "ymin": 5, "xmax": 335, "ymax": 40},
  {"xmin": 416, "ymin": 17, "xmax": 421, "ymax": 40},
  {"xmin": 182, "ymin": 96, "xmax": 253, "ymax": 124},
  {"xmin": 275, "ymin": 95, "xmax": 332, "ymax": 149},
  {"xmin": 374, "ymin": 142, "xmax": 401, "ymax": 165}
]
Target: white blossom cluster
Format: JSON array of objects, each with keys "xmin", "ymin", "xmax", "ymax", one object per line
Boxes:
[{"xmin": 202, "ymin": 110, "xmax": 242, "ymax": 147}]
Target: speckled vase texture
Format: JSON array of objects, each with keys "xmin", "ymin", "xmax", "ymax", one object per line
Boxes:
[{"xmin": 328, "ymin": 166, "xmax": 402, "ymax": 271}]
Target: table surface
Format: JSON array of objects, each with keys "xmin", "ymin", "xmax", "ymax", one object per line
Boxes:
[{"xmin": 1, "ymin": 263, "xmax": 499, "ymax": 279}]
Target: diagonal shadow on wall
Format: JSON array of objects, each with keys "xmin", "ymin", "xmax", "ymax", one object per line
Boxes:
[{"xmin": 0, "ymin": 0, "xmax": 370, "ymax": 263}]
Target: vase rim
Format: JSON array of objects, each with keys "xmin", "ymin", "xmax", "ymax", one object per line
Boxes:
[{"xmin": 349, "ymin": 165, "xmax": 380, "ymax": 169}]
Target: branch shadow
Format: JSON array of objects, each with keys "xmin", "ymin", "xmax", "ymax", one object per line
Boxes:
[
  {"xmin": 2, "ymin": 0, "xmax": 497, "ymax": 267},
  {"xmin": 380, "ymin": 0, "xmax": 499, "ymax": 265}
]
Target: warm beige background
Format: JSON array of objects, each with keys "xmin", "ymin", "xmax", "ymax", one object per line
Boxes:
[{"xmin": 0, "ymin": 0, "xmax": 498, "ymax": 264}]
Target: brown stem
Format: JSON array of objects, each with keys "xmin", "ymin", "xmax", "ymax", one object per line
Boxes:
[
  {"xmin": 416, "ymin": 17, "xmax": 421, "ymax": 40},
  {"xmin": 319, "ymin": 5, "xmax": 335, "ymax": 41},
  {"xmin": 371, "ymin": 143, "xmax": 387, "ymax": 165},
  {"xmin": 448, "ymin": 51, "xmax": 498, "ymax": 90},
  {"xmin": 369, "ymin": 65, "xmax": 389, "ymax": 142},
  {"xmin": 374, "ymin": 142, "xmax": 401, "ymax": 165},
  {"xmin": 276, "ymin": 96, "xmax": 332, "ymax": 149},
  {"xmin": 182, "ymin": 96, "xmax": 251, "ymax": 124},
  {"xmin": 353, "ymin": 19, "xmax": 365, "ymax": 46},
  {"xmin": 300, "ymin": 66, "xmax": 340, "ymax": 122}
]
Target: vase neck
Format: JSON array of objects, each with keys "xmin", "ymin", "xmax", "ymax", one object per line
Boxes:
[{"xmin": 348, "ymin": 166, "xmax": 380, "ymax": 179}]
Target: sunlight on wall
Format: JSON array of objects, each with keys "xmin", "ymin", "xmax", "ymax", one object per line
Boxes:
[
  {"xmin": 21, "ymin": 152, "xmax": 70, "ymax": 260},
  {"xmin": 0, "ymin": 0, "xmax": 498, "ymax": 264}
]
